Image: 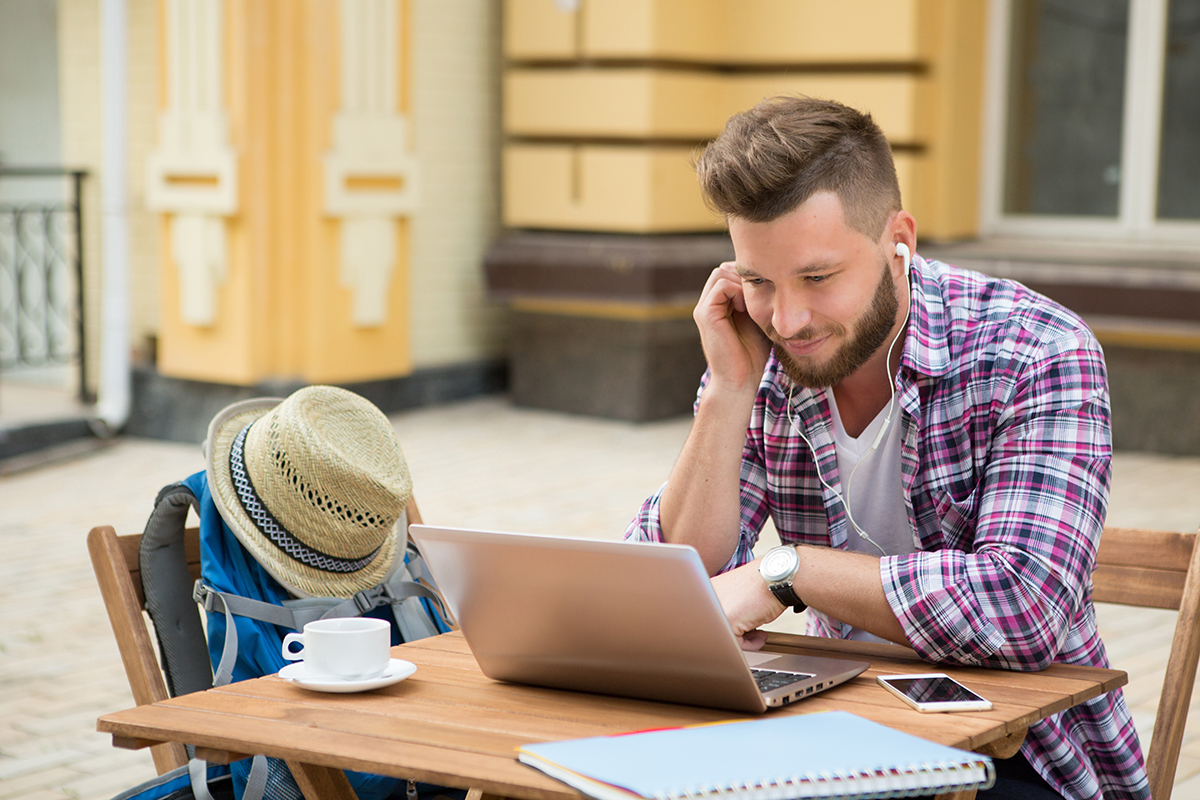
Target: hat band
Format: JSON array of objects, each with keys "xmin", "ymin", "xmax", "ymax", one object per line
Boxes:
[{"xmin": 230, "ymin": 422, "xmax": 381, "ymax": 574}]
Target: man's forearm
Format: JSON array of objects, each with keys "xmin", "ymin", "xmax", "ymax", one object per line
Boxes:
[
  {"xmin": 796, "ymin": 546, "xmax": 908, "ymax": 645},
  {"xmin": 659, "ymin": 385, "xmax": 757, "ymax": 574}
]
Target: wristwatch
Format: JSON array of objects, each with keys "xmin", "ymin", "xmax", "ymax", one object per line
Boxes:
[{"xmin": 759, "ymin": 545, "xmax": 806, "ymax": 613}]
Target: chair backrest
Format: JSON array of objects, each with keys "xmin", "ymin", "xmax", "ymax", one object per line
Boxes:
[
  {"xmin": 1093, "ymin": 526, "xmax": 1200, "ymax": 800},
  {"xmin": 87, "ymin": 523, "xmax": 198, "ymax": 774},
  {"xmin": 88, "ymin": 496, "xmax": 427, "ymax": 777}
]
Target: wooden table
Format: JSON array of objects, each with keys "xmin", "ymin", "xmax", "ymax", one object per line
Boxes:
[{"xmin": 97, "ymin": 631, "xmax": 1127, "ymax": 800}]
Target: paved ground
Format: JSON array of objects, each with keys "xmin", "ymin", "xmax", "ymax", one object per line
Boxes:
[{"xmin": 2, "ymin": 393, "xmax": 1200, "ymax": 799}]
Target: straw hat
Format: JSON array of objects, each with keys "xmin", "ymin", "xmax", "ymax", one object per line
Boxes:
[{"xmin": 205, "ymin": 385, "xmax": 412, "ymax": 598}]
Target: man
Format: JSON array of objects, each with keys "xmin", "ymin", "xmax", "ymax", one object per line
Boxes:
[{"xmin": 625, "ymin": 97, "xmax": 1148, "ymax": 800}]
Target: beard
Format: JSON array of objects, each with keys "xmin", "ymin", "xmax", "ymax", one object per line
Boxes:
[{"xmin": 768, "ymin": 259, "xmax": 901, "ymax": 389}]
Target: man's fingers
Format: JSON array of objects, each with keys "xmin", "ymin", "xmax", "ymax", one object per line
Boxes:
[
  {"xmin": 699, "ymin": 268, "xmax": 744, "ymax": 311},
  {"xmin": 698, "ymin": 262, "xmax": 739, "ymax": 300},
  {"xmin": 739, "ymin": 628, "xmax": 769, "ymax": 651}
]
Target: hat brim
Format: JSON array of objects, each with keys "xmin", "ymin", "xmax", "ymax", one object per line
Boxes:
[{"xmin": 204, "ymin": 396, "xmax": 400, "ymax": 599}]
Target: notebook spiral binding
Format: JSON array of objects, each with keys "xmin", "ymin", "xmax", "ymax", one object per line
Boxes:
[{"xmin": 652, "ymin": 758, "xmax": 997, "ymax": 800}]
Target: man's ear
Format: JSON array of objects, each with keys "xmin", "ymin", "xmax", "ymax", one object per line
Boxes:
[{"xmin": 885, "ymin": 210, "xmax": 917, "ymax": 277}]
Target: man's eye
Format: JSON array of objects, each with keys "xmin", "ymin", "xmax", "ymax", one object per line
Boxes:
[
  {"xmin": 744, "ymin": 278, "xmax": 765, "ymax": 286},
  {"xmin": 807, "ymin": 275, "xmax": 828, "ymax": 284}
]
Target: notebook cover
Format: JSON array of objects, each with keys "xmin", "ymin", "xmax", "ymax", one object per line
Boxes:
[{"xmin": 518, "ymin": 711, "xmax": 995, "ymax": 800}]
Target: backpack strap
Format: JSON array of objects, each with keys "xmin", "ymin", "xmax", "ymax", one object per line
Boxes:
[
  {"xmin": 187, "ymin": 757, "xmax": 216, "ymax": 800},
  {"xmin": 185, "ymin": 581, "xmax": 275, "ymax": 800},
  {"xmin": 400, "ymin": 539, "xmax": 456, "ymax": 630},
  {"xmin": 193, "ymin": 583, "xmax": 293, "ymax": 688},
  {"xmin": 194, "ymin": 567, "xmax": 445, "ymax": 687},
  {"xmin": 140, "ymin": 482, "xmax": 214, "ymax": 697},
  {"xmin": 293, "ymin": 571, "xmax": 446, "ymax": 623}
]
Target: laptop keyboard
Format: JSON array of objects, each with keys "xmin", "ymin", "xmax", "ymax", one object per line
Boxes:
[{"xmin": 752, "ymin": 668, "xmax": 814, "ymax": 692}]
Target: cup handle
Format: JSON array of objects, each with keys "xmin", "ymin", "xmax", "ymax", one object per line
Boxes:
[{"xmin": 281, "ymin": 632, "xmax": 305, "ymax": 661}]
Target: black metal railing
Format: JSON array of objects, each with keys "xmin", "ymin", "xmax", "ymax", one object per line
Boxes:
[{"xmin": 0, "ymin": 167, "xmax": 88, "ymax": 401}]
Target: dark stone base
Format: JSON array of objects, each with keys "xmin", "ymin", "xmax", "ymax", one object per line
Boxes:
[
  {"xmin": 510, "ymin": 311, "xmax": 705, "ymax": 422},
  {"xmin": 0, "ymin": 418, "xmax": 95, "ymax": 460},
  {"xmin": 485, "ymin": 231, "xmax": 732, "ymax": 303},
  {"xmin": 1106, "ymin": 345, "xmax": 1200, "ymax": 455},
  {"xmin": 485, "ymin": 231, "xmax": 721, "ymax": 422},
  {"xmin": 125, "ymin": 360, "xmax": 508, "ymax": 443}
]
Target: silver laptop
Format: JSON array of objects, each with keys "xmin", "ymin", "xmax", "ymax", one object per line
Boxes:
[{"xmin": 409, "ymin": 525, "xmax": 869, "ymax": 713}]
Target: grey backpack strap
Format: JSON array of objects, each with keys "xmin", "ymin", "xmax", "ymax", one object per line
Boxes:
[
  {"xmin": 403, "ymin": 541, "xmax": 438, "ymax": 587},
  {"xmin": 308, "ymin": 567, "xmax": 449, "ymax": 642},
  {"xmin": 312, "ymin": 576, "xmax": 443, "ymax": 620},
  {"xmin": 386, "ymin": 565, "xmax": 448, "ymax": 641},
  {"xmin": 242, "ymin": 755, "xmax": 269, "ymax": 800},
  {"xmin": 193, "ymin": 581, "xmax": 304, "ymax": 687},
  {"xmin": 140, "ymin": 483, "xmax": 214, "ymax": 697},
  {"xmin": 400, "ymin": 539, "xmax": 456, "ymax": 629},
  {"xmin": 194, "ymin": 581, "xmax": 301, "ymax": 629},
  {"xmin": 188, "ymin": 756, "xmax": 215, "ymax": 800},
  {"xmin": 188, "ymin": 752, "xmax": 267, "ymax": 800},
  {"xmin": 190, "ymin": 582, "xmax": 281, "ymax": 800}
]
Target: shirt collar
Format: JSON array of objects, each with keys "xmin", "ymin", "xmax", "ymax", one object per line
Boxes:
[{"xmin": 900, "ymin": 254, "xmax": 952, "ymax": 379}]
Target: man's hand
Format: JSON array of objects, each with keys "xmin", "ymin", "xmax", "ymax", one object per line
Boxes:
[
  {"xmin": 694, "ymin": 263, "xmax": 772, "ymax": 394},
  {"xmin": 711, "ymin": 559, "xmax": 786, "ymax": 651}
]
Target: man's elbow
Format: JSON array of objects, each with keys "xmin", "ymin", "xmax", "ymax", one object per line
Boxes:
[{"xmin": 986, "ymin": 614, "xmax": 1068, "ymax": 671}]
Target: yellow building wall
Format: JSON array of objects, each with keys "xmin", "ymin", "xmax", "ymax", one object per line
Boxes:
[
  {"xmin": 505, "ymin": 0, "xmax": 922, "ymax": 62},
  {"xmin": 502, "ymin": 0, "xmax": 987, "ymax": 241},
  {"xmin": 59, "ymin": 0, "xmax": 503, "ymax": 391},
  {"xmin": 154, "ymin": 0, "xmax": 417, "ymax": 386}
]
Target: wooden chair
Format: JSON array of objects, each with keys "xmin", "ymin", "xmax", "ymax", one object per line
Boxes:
[
  {"xmin": 1093, "ymin": 526, "xmax": 1200, "ymax": 800},
  {"xmin": 87, "ymin": 496, "xmax": 429, "ymax": 777}
]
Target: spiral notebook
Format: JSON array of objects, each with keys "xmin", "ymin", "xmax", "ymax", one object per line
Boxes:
[{"xmin": 517, "ymin": 711, "xmax": 996, "ymax": 800}]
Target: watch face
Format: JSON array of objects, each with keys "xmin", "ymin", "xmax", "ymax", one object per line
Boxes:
[{"xmin": 760, "ymin": 546, "xmax": 798, "ymax": 582}]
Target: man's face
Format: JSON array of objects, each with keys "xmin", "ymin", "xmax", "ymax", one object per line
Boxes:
[{"xmin": 730, "ymin": 192, "xmax": 904, "ymax": 389}]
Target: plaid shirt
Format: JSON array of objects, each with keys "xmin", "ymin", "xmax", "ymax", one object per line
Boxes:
[{"xmin": 626, "ymin": 256, "xmax": 1149, "ymax": 800}]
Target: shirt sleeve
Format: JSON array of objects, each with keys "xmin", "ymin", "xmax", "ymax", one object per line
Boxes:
[{"xmin": 881, "ymin": 329, "xmax": 1111, "ymax": 670}]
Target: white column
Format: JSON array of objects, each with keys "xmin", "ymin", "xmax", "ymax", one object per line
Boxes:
[
  {"xmin": 324, "ymin": 0, "xmax": 418, "ymax": 327},
  {"xmin": 145, "ymin": 0, "xmax": 237, "ymax": 327}
]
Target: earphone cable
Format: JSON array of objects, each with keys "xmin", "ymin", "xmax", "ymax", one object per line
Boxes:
[{"xmin": 783, "ymin": 252, "xmax": 912, "ymax": 558}]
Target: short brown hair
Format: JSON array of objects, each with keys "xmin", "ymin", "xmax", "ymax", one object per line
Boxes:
[{"xmin": 696, "ymin": 96, "xmax": 902, "ymax": 239}]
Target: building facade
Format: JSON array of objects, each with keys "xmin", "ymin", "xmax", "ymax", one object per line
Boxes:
[{"xmin": 12, "ymin": 0, "xmax": 1198, "ymax": 447}]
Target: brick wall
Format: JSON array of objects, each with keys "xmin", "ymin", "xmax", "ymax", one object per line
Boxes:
[{"xmin": 408, "ymin": 0, "xmax": 507, "ymax": 369}]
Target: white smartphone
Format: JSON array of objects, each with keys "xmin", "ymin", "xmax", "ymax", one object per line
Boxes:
[{"xmin": 876, "ymin": 673, "xmax": 993, "ymax": 713}]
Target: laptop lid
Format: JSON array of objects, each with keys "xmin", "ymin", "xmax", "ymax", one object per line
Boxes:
[{"xmin": 409, "ymin": 525, "xmax": 868, "ymax": 713}]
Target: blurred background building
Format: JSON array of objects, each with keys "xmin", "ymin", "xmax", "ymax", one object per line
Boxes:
[{"xmin": 2, "ymin": 0, "xmax": 1199, "ymax": 454}]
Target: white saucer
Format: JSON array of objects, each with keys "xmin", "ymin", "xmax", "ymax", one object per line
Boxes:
[{"xmin": 278, "ymin": 658, "xmax": 417, "ymax": 693}]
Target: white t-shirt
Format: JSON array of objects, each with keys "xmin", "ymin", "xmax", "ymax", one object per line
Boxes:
[{"xmin": 827, "ymin": 389, "xmax": 916, "ymax": 642}]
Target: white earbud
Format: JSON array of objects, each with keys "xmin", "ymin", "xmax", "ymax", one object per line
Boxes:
[{"xmin": 895, "ymin": 242, "xmax": 911, "ymax": 275}]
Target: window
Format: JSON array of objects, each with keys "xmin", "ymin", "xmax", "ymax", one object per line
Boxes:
[
  {"xmin": 984, "ymin": 0, "xmax": 1200, "ymax": 240},
  {"xmin": 1157, "ymin": 0, "xmax": 1200, "ymax": 221}
]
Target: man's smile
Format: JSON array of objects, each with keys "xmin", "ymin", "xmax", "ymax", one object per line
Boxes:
[{"xmin": 777, "ymin": 334, "xmax": 831, "ymax": 358}]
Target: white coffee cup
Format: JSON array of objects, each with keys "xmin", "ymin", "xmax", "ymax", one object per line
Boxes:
[{"xmin": 281, "ymin": 617, "xmax": 391, "ymax": 681}]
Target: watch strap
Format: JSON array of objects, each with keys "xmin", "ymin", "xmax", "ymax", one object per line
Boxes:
[{"xmin": 768, "ymin": 581, "xmax": 806, "ymax": 614}]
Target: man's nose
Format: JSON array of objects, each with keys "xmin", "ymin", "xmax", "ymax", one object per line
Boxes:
[{"xmin": 772, "ymin": 295, "xmax": 813, "ymax": 339}]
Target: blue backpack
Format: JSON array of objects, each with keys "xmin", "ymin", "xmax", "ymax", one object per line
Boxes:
[{"xmin": 125, "ymin": 471, "xmax": 453, "ymax": 800}]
